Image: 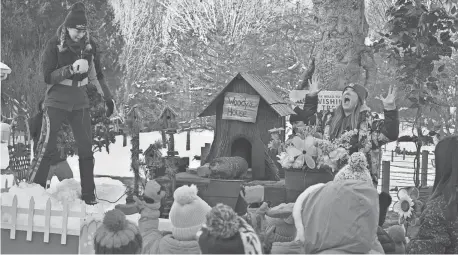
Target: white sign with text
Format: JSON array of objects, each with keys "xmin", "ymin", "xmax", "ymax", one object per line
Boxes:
[
  {"xmin": 289, "ymin": 90, "xmax": 342, "ymax": 112},
  {"xmin": 222, "ymin": 92, "xmax": 260, "ymax": 123}
]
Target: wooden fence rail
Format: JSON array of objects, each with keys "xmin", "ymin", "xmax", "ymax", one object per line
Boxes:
[{"xmin": 1, "ymin": 195, "xmax": 86, "ymax": 245}]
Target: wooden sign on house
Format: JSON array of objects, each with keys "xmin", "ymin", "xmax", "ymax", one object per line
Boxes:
[
  {"xmin": 199, "ymin": 73, "xmax": 295, "ymax": 180},
  {"xmin": 222, "ymin": 92, "xmax": 260, "ymax": 123}
]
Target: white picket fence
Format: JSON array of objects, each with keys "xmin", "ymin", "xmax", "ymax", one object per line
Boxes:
[
  {"xmin": 0, "ymin": 178, "xmax": 171, "ymax": 254},
  {"xmin": 1, "ymin": 195, "xmax": 88, "ymax": 245},
  {"xmin": 1, "ymin": 178, "xmax": 99, "ymax": 248},
  {"xmin": 1, "ymin": 177, "xmax": 10, "ymax": 193}
]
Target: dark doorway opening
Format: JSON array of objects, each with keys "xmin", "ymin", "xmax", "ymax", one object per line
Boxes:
[{"xmin": 231, "ymin": 138, "xmax": 252, "ymax": 168}]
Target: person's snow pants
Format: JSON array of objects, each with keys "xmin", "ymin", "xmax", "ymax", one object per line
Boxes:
[{"xmin": 33, "ymin": 107, "xmax": 94, "ymax": 197}]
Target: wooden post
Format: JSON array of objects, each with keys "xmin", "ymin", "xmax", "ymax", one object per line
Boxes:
[
  {"xmin": 421, "ymin": 150, "xmax": 429, "ymax": 187},
  {"xmin": 403, "ymin": 148, "xmax": 406, "ymax": 160},
  {"xmin": 161, "ymin": 130, "xmax": 167, "ymax": 148},
  {"xmin": 166, "ymin": 129, "xmax": 178, "ymax": 157},
  {"xmin": 391, "ymin": 150, "xmax": 394, "ymax": 162},
  {"xmin": 382, "ymin": 161, "xmax": 390, "ymax": 194},
  {"xmin": 201, "ymin": 143, "xmax": 211, "ymax": 166}
]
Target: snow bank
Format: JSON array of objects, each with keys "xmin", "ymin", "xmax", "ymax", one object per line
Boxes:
[{"xmin": 1, "ymin": 176, "xmax": 172, "ymax": 233}]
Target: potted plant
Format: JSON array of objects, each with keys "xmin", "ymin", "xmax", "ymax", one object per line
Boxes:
[{"xmin": 272, "ymin": 125, "xmax": 367, "ymax": 202}]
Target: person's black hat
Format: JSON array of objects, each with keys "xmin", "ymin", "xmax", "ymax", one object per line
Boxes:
[{"xmin": 64, "ymin": 2, "xmax": 87, "ymax": 30}]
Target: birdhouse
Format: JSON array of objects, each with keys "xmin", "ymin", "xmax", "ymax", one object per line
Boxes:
[{"xmin": 159, "ymin": 106, "xmax": 178, "ymax": 130}]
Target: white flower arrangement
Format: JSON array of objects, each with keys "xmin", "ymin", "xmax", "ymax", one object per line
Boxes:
[{"xmin": 272, "ymin": 125, "xmax": 372, "ymax": 172}]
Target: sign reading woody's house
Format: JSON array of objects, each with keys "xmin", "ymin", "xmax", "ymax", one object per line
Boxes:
[{"xmin": 222, "ymin": 92, "xmax": 260, "ymax": 123}]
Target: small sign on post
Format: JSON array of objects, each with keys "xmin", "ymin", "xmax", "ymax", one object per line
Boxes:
[
  {"xmin": 222, "ymin": 92, "xmax": 260, "ymax": 123},
  {"xmin": 289, "ymin": 90, "xmax": 342, "ymax": 112}
]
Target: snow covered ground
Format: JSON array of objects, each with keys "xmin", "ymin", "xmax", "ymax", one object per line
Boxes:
[
  {"xmin": 68, "ymin": 129, "xmax": 214, "ymax": 178},
  {"xmin": 0, "ymin": 126, "xmax": 439, "ymax": 230},
  {"xmin": 1, "ymin": 130, "xmax": 214, "ymax": 233},
  {"xmin": 0, "ymin": 176, "xmax": 172, "ymax": 232}
]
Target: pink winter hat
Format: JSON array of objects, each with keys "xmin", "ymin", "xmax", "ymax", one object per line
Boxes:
[{"xmin": 169, "ymin": 184, "xmax": 212, "ymax": 241}]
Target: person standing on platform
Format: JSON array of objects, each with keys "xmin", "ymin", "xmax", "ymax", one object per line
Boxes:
[{"xmin": 34, "ymin": 2, "xmax": 114, "ymax": 205}]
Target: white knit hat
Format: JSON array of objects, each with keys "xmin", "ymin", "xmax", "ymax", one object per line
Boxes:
[
  {"xmin": 169, "ymin": 184, "xmax": 212, "ymax": 241},
  {"xmin": 334, "ymin": 152, "xmax": 372, "ymax": 184}
]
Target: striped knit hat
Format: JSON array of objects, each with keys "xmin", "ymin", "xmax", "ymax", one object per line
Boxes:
[
  {"xmin": 197, "ymin": 203, "xmax": 263, "ymax": 254},
  {"xmin": 93, "ymin": 209, "xmax": 142, "ymax": 254}
]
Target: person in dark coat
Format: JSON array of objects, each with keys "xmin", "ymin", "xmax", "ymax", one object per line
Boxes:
[
  {"xmin": 35, "ymin": 2, "xmax": 114, "ymax": 204},
  {"xmin": 376, "ymin": 191, "xmax": 397, "ymax": 254},
  {"xmin": 290, "ymin": 77, "xmax": 399, "ymax": 186}
]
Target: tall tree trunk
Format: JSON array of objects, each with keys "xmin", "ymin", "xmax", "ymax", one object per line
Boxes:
[
  {"xmin": 309, "ymin": 0, "xmax": 376, "ymax": 90},
  {"xmin": 131, "ymin": 135, "xmax": 140, "ymax": 196}
]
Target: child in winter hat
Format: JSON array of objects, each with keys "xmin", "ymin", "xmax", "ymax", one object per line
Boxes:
[
  {"xmin": 93, "ymin": 209, "xmax": 142, "ymax": 254},
  {"xmin": 334, "ymin": 152, "xmax": 373, "ymax": 184},
  {"xmin": 197, "ymin": 203, "xmax": 263, "ymax": 254},
  {"xmin": 169, "ymin": 184, "xmax": 212, "ymax": 241},
  {"xmin": 121, "ymin": 183, "xmax": 211, "ymax": 254}
]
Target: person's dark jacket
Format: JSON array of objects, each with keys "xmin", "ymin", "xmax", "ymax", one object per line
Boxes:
[{"xmin": 42, "ymin": 36, "xmax": 112, "ymax": 111}]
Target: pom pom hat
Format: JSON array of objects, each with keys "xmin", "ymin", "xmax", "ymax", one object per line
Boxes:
[
  {"xmin": 197, "ymin": 203, "xmax": 263, "ymax": 254},
  {"xmin": 334, "ymin": 152, "xmax": 373, "ymax": 184},
  {"xmin": 93, "ymin": 209, "xmax": 142, "ymax": 254},
  {"xmin": 169, "ymin": 184, "xmax": 212, "ymax": 241},
  {"xmin": 64, "ymin": 2, "xmax": 87, "ymax": 30}
]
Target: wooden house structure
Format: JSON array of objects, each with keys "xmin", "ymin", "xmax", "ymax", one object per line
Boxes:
[
  {"xmin": 199, "ymin": 72, "xmax": 295, "ymax": 180},
  {"xmin": 159, "ymin": 105, "xmax": 179, "ymax": 130}
]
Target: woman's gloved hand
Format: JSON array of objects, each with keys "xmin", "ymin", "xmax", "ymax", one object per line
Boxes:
[{"xmin": 72, "ymin": 59, "xmax": 89, "ymax": 74}]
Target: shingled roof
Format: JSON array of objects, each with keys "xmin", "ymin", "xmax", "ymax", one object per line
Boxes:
[{"xmin": 199, "ymin": 72, "xmax": 295, "ymax": 117}]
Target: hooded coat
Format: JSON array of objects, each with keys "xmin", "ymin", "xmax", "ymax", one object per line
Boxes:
[{"xmin": 292, "ymin": 181, "xmax": 384, "ymax": 254}]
